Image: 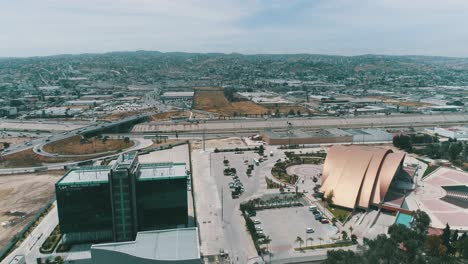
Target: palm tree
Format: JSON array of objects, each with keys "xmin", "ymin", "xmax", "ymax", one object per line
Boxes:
[
  {"xmin": 295, "ymin": 236, "xmax": 304, "ymax": 249},
  {"xmin": 307, "ymin": 237, "xmax": 314, "ymax": 248},
  {"xmin": 318, "ymin": 237, "xmax": 324, "ymax": 246}
]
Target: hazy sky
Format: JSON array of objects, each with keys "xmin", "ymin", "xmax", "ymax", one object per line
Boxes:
[{"xmin": 1, "ymin": 0, "xmax": 468, "ymax": 57}]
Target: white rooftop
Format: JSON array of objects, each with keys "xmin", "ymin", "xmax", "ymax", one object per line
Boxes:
[
  {"xmin": 162, "ymin": 92, "xmax": 194, "ymax": 97},
  {"xmin": 139, "ymin": 163, "xmax": 187, "ymax": 180},
  {"xmin": 58, "ymin": 167, "xmax": 110, "ymax": 185},
  {"xmin": 92, "ymin": 228, "xmax": 200, "ymax": 261}
]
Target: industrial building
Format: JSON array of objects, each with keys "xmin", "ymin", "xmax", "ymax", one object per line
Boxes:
[
  {"xmin": 260, "ymin": 128, "xmax": 393, "ymax": 145},
  {"xmin": 56, "ymin": 152, "xmax": 189, "ymax": 244},
  {"xmin": 432, "ymin": 126, "xmax": 468, "ymax": 140},
  {"xmin": 161, "ymin": 91, "xmax": 194, "ymax": 101},
  {"xmin": 320, "ymin": 145, "xmax": 406, "ymax": 209}
]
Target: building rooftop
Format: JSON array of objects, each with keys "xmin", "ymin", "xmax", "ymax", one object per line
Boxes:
[
  {"xmin": 139, "ymin": 163, "xmax": 187, "ymax": 181},
  {"xmin": 57, "ymin": 162, "xmax": 187, "ymax": 185},
  {"xmin": 162, "ymin": 91, "xmax": 194, "ymax": 97},
  {"xmin": 91, "ymin": 227, "xmax": 200, "ymax": 261},
  {"xmin": 113, "ymin": 152, "xmax": 138, "ymax": 170},
  {"xmin": 57, "ymin": 166, "xmax": 111, "ymax": 185}
]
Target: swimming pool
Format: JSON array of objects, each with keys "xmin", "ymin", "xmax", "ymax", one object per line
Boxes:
[{"xmin": 395, "ymin": 212, "xmax": 413, "ymax": 228}]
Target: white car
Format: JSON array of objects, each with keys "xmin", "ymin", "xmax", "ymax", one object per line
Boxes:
[
  {"xmin": 306, "ymin": 228, "xmax": 315, "ymax": 233},
  {"xmin": 253, "ymin": 219, "xmax": 261, "ymax": 225}
]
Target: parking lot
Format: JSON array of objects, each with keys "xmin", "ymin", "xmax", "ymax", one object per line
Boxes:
[{"xmin": 255, "ymin": 206, "xmax": 339, "ymax": 258}]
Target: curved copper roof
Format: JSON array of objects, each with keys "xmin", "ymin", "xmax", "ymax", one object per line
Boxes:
[{"xmin": 320, "ymin": 145, "xmax": 405, "ymax": 209}]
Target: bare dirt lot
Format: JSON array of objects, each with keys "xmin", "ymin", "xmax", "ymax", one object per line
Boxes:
[
  {"xmin": 0, "ymin": 171, "xmax": 63, "ymax": 250},
  {"xmin": 151, "ymin": 111, "xmax": 191, "ymax": 121},
  {"xmin": 43, "ymin": 135, "xmax": 134, "ymax": 155},
  {"xmin": 193, "ymin": 88, "xmax": 267, "ymax": 116},
  {"xmin": 0, "ymin": 148, "xmax": 101, "ymax": 168},
  {"xmin": 264, "ymin": 104, "xmax": 313, "ymax": 115}
]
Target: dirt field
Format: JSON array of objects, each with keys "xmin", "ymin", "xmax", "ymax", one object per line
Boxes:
[
  {"xmin": 263, "ymin": 104, "xmax": 313, "ymax": 115},
  {"xmin": 43, "ymin": 135, "xmax": 134, "ymax": 155},
  {"xmin": 0, "ymin": 171, "xmax": 63, "ymax": 250},
  {"xmin": 151, "ymin": 111, "xmax": 191, "ymax": 121},
  {"xmin": 193, "ymin": 88, "xmax": 267, "ymax": 116},
  {"xmin": 0, "ymin": 148, "xmax": 104, "ymax": 168},
  {"xmin": 191, "ymin": 137, "xmax": 246, "ymax": 150}
]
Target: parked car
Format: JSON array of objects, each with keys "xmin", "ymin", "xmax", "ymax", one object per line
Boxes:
[
  {"xmin": 306, "ymin": 228, "xmax": 315, "ymax": 233},
  {"xmin": 253, "ymin": 219, "xmax": 261, "ymax": 224},
  {"xmin": 315, "ymin": 214, "xmax": 322, "ymax": 220},
  {"xmin": 255, "ymin": 226, "xmax": 263, "ymax": 231},
  {"xmin": 320, "ymin": 218, "xmax": 330, "ymax": 224}
]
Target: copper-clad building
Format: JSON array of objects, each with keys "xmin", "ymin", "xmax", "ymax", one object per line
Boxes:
[{"xmin": 320, "ymin": 145, "xmax": 405, "ymax": 209}]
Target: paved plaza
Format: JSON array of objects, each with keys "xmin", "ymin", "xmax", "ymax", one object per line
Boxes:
[{"xmin": 414, "ymin": 167, "xmax": 468, "ymax": 229}]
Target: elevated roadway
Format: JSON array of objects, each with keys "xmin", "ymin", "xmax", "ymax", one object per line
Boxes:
[{"xmin": 1, "ymin": 114, "xmax": 150, "ymax": 156}]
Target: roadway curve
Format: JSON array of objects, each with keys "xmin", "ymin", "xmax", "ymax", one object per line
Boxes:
[{"xmin": 33, "ymin": 138, "xmax": 153, "ymax": 158}]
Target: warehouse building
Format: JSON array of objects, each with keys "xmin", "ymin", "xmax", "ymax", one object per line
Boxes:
[
  {"xmin": 161, "ymin": 91, "xmax": 194, "ymax": 101},
  {"xmin": 56, "ymin": 152, "xmax": 189, "ymax": 244}
]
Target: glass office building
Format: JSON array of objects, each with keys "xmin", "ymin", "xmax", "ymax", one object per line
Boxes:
[{"xmin": 55, "ymin": 152, "xmax": 189, "ymax": 244}]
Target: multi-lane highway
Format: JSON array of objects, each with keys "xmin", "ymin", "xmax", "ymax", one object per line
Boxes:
[{"xmin": 134, "ymin": 113, "xmax": 468, "ymax": 133}]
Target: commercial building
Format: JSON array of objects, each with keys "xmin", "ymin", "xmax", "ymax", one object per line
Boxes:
[
  {"xmin": 320, "ymin": 145, "xmax": 406, "ymax": 209},
  {"xmin": 56, "ymin": 152, "xmax": 189, "ymax": 244},
  {"xmin": 91, "ymin": 228, "xmax": 200, "ymax": 264}
]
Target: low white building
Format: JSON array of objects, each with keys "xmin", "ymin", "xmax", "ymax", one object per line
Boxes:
[{"xmin": 434, "ymin": 127, "xmax": 468, "ymax": 140}]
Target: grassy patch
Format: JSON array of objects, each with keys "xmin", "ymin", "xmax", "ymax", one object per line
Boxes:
[
  {"xmin": 422, "ymin": 165, "xmax": 440, "ymax": 179},
  {"xmin": 43, "ymin": 135, "xmax": 134, "ymax": 155},
  {"xmin": 265, "ymin": 177, "xmax": 282, "ymax": 189},
  {"xmin": 324, "ymin": 203, "xmax": 352, "ymax": 223}
]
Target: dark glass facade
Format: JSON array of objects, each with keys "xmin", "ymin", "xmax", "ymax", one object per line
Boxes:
[
  {"xmin": 136, "ymin": 178, "xmax": 188, "ymax": 231},
  {"xmin": 56, "ymin": 182, "xmax": 113, "ymax": 243}
]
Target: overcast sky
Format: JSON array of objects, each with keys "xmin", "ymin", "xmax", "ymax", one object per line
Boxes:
[{"xmin": 1, "ymin": 0, "xmax": 468, "ymax": 57}]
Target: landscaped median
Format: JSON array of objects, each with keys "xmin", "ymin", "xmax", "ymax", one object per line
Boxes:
[
  {"xmin": 39, "ymin": 225, "xmax": 62, "ymax": 254},
  {"xmin": 294, "ymin": 240, "xmax": 355, "ymax": 251}
]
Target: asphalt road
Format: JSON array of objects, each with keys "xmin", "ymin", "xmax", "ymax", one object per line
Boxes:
[{"xmin": 134, "ymin": 113, "xmax": 468, "ymax": 133}]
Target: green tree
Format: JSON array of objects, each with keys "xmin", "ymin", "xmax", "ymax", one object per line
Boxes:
[
  {"xmin": 426, "ymin": 235, "xmax": 448, "ymax": 257},
  {"xmin": 411, "ymin": 210, "xmax": 431, "ymax": 238},
  {"xmin": 341, "ymin": 231, "xmax": 348, "ymax": 240},
  {"xmin": 325, "ymin": 190, "xmax": 334, "ymax": 204},
  {"xmin": 325, "ymin": 250, "xmax": 364, "ymax": 264},
  {"xmin": 449, "ymin": 142, "xmax": 463, "ymax": 161}
]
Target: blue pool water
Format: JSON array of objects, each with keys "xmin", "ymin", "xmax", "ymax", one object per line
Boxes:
[{"xmin": 396, "ymin": 213, "xmax": 413, "ymax": 228}]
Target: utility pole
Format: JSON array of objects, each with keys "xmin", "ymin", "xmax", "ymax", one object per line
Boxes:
[{"xmin": 202, "ymin": 128, "xmax": 206, "ymax": 151}]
